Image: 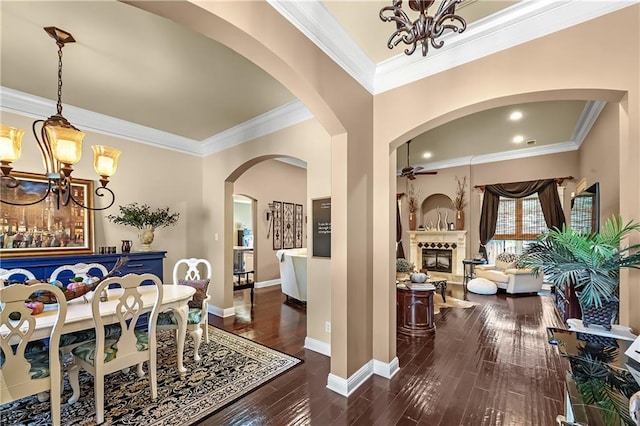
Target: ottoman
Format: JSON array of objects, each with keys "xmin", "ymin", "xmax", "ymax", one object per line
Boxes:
[{"xmin": 467, "ymin": 277, "xmax": 498, "ymax": 295}]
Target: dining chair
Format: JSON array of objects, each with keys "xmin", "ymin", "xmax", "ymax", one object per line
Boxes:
[
  {"xmin": 157, "ymin": 258, "xmax": 212, "ymax": 361},
  {"xmin": 0, "ymin": 268, "xmax": 36, "ymax": 285},
  {"xmin": 49, "ymin": 262, "xmax": 109, "ymax": 285},
  {"xmin": 50, "ymin": 262, "xmax": 115, "ymax": 402},
  {"xmin": 1, "ymin": 283, "xmax": 68, "ymax": 426},
  {"xmin": 67, "ymin": 273, "xmax": 163, "ymax": 425}
]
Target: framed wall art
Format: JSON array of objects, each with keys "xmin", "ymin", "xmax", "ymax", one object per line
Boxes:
[
  {"xmin": 294, "ymin": 204, "xmax": 303, "ymax": 248},
  {"xmin": 282, "ymin": 202, "xmax": 295, "ymax": 249},
  {"xmin": 272, "ymin": 201, "xmax": 282, "ymax": 250},
  {"xmin": 0, "ymin": 171, "xmax": 95, "ymax": 257}
]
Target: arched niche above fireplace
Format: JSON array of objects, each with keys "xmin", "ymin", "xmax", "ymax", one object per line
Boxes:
[{"xmin": 420, "ymin": 193, "xmax": 455, "ymax": 230}]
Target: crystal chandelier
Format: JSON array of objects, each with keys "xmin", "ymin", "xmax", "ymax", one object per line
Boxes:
[
  {"xmin": 0, "ymin": 27, "xmax": 121, "ymax": 211},
  {"xmin": 380, "ymin": 0, "xmax": 467, "ymax": 57}
]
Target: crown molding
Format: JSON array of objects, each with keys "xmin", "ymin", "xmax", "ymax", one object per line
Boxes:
[
  {"xmin": 572, "ymin": 100, "xmax": 607, "ymax": 148},
  {"xmin": 276, "ymin": 157, "xmax": 308, "ymax": 169},
  {"xmin": 406, "ymin": 141, "xmax": 579, "ymax": 173},
  {"xmin": 201, "ymin": 100, "xmax": 313, "ymax": 156},
  {"xmin": 1, "ymin": 86, "xmax": 202, "ymax": 156},
  {"xmin": 401, "ymin": 98, "xmax": 606, "ymax": 173},
  {"xmin": 1, "ymin": 87, "xmax": 312, "ymax": 158},
  {"xmin": 267, "ymin": 0, "xmax": 376, "ymax": 94}
]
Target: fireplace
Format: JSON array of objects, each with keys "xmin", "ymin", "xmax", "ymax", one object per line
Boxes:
[
  {"xmin": 422, "ymin": 248, "xmax": 452, "ymax": 273},
  {"xmin": 408, "ymin": 231, "xmax": 467, "ymax": 279}
]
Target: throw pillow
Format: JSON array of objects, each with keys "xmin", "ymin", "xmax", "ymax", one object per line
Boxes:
[
  {"xmin": 178, "ymin": 279, "xmax": 210, "ymax": 309},
  {"xmin": 495, "ymin": 252, "xmax": 520, "ymax": 271}
]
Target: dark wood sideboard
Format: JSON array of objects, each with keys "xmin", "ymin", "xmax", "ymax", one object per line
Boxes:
[{"xmin": 0, "ymin": 251, "xmax": 167, "ymax": 282}]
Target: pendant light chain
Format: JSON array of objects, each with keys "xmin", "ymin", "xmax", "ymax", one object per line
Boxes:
[{"xmin": 56, "ymin": 42, "xmax": 64, "ymax": 116}]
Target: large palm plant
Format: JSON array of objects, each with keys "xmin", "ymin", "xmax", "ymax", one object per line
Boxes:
[{"xmin": 520, "ymin": 215, "xmax": 640, "ymax": 309}]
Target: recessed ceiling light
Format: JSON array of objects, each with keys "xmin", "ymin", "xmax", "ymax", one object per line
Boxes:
[
  {"xmin": 513, "ymin": 135, "xmax": 525, "ymax": 143},
  {"xmin": 509, "ymin": 111, "xmax": 523, "ymax": 121},
  {"xmin": 422, "ymin": 152, "xmax": 432, "ymax": 159}
]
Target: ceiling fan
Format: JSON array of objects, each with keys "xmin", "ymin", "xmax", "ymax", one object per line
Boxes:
[{"xmin": 400, "ymin": 140, "xmax": 437, "ymax": 180}]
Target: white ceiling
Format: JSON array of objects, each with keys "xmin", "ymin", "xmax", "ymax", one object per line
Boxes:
[{"xmin": 0, "ymin": 1, "xmax": 629, "ymax": 170}]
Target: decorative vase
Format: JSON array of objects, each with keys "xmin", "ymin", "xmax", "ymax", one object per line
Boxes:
[
  {"xmin": 138, "ymin": 226, "xmax": 155, "ymax": 251},
  {"xmin": 409, "ymin": 212, "xmax": 417, "ymax": 231},
  {"xmin": 121, "ymin": 240, "xmax": 132, "ymax": 253},
  {"xmin": 410, "ymin": 272, "xmax": 428, "ymax": 283},
  {"xmin": 436, "ymin": 209, "xmax": 443, "ymax": 231},
  {"xmin": 456, "ymin": 210, "xmax": 465, "ymax": 230}
]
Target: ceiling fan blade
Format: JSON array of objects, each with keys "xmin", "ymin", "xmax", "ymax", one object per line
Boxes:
[
  {"xmin": 414, "ymin": 170, "xmax": 438, "ymax": 175},
  {"xmin": 413, "ymin": 165, "xmax": 424, "ymax": 173}
]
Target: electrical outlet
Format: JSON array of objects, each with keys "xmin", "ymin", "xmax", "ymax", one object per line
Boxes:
[{"xmin": 325, "ymin": 321, "xmax": 331, "ymax": 333}]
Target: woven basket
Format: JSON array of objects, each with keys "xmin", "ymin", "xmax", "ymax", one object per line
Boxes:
[{"xmin": 579, "ymin": 296, "xmax": 619, "ymax": 331}]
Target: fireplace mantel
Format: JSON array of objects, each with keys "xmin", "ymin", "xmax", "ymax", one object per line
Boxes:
[{"xmin": 407, "ymin": 231, "xmax": 467, "ymax": 277}]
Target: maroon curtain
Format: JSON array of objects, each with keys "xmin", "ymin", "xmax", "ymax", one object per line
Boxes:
[
  {"xmin": 479, "ymin": 179, "xmax": 565, "ymax": 258},
  {"xmin": 396, "ymin": 200, "xmax": 405, "ymax": 259}
]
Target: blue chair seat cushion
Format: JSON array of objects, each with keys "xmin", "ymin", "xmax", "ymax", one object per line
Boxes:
[
  {"xmin": 59, "ymin": 323, "xmax": 122, "ymax": 347},
  {"xmin": 0, "ymin": 340, "xmax": 54, "ymax": 379},
  {"xmin": 71, "ymin": 330, "xmax": 149, "ymax": 365},
  {"xmin": 157, "ymin": 308, "xmax": 203, "ymax": 325}
]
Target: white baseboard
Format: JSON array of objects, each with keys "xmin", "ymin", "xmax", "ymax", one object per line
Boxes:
[
  {"xmin": 326, "ymin": 360, "xmax": 373, "ymax": 397},
  {"xmin": 373, "ymin": 357, "xmax": 400, "ymax": 379},
  {"xmin": 304, "ymin": 337, "xmax": 331, "ymax": 357},
  {"xmin": 254, "ymin": 279, "xmax": 281, "ymax": 289},
  {"xmin": 208, "ymin": 305, "xmax": 235, "ymax": 318}
]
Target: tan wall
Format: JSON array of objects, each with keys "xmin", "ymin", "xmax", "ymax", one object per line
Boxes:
[
  {"xmin": 201, "ymin": 118, "xmax": 332, "ymax": 345},
  {"xmin": 233, "ymin": 159, "xmax": 307, "ymax": 282},
  {"xmin": 131, "ymin": 0, "xmax": 374, "ymax": 379},
  {"xmin": 1, "ymin": 111, "xmax": 204, "ymax": 279},
  {"xmin": 375, "ymin": 6, "xmax": 640, "ymax": 332},
  {"xmin": 578, "ymin": 102, "xmax": 620, "ymax": 222}
]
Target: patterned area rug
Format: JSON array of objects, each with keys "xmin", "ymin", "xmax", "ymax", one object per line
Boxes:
[{"xmin": 1, "ymin": 327, "xmax": 302, "ymax": 425}]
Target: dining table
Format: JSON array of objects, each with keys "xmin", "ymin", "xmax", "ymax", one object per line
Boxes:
[{"xmin": 1, "ymin": 284, "xmax": 196, "ymax": 376}]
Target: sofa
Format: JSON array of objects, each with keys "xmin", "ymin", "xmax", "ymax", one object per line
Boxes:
[
  {"xmin": 475, "ymin": 253, "xmax": 543, "ymax": 295},
  {"xmin": 276, "ymin": 248, "xmax": 307, "ymax": 303}
]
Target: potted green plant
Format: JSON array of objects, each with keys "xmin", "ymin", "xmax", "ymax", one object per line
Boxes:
[
  {"xmin": 107, "ymin": 203, "xmax": 180, "ymax": 251},
  {"xmin": 520, "ymin": 215, "xmax": 640, "ymax": 329},
  {"xmin": 396, "ymin": 258, "xmax": 415, "ymax": 282}
]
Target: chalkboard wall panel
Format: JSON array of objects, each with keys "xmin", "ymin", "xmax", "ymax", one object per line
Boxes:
[{"xmin": 312, "ymin": 198, "xmax": 331, "ymax": 258}]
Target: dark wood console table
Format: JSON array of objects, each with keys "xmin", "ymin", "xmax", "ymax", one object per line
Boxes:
[{"xmin": 396, "ymin": 284, "xmax": 435, "ymax": 337}]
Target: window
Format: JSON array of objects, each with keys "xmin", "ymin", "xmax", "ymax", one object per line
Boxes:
[
  {"xmin": 493, "ymin": 195, "xmax": 548, "ymax": 240},
  {"xmin": 486, "ymin": 195, "xmax": 547, "ymax": 264}
]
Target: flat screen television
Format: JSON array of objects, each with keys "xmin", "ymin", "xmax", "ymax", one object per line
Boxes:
[{"xmin": 570, "ymin": 182, "xmax": 600, "ymax": 234}]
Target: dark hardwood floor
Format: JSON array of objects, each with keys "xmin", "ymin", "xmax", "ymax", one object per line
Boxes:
[{"xmin": 202, "ymin": 285, "xmax": 567, "ymax": 425}]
